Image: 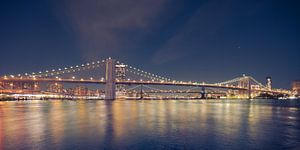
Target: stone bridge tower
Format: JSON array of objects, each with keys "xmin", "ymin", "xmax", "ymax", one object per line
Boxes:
[{"xmin": 105, "ymin": 58, "xmax": 116, "ymax": 100}]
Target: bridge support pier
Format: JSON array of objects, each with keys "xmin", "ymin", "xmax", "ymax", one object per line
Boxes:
[
  {"xmin": 140, "ymin": 84, "xmax": 143, "ymax": 99},
  {"xmin": 200, "ymin": 87, "xmax": 206, "ymax": 99},
  {"xmin": 248, "ymin": 78, "xmax": 251, "ymax": 99},
  {"xmin": 105, "ymin": 58, "xmax": 116, "ymax": 100}
]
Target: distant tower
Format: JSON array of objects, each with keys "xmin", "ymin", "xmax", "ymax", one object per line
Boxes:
[
  {"xmin": 115, "ymin": 64, "xmax": 127, "ymax": 95},
  {"xmin": 266, "ymin": 77, "xmax": 272, "ymax": 90}
]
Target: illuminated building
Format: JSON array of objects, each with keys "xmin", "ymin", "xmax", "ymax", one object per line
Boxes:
[
  {"xmin": 266, "ymin": 77, "xmax": 272, "ymax": 90},
  {"xmin": 95, "ymin": 89, "xmax": 102, "ymax": 96},
  {"xmin": 74, "ymin": 86, "xmax": 88, "ymax": 96},
  {"xmin": 87, "ymin": 89, "xmax": 95, "ymax": 96},
  {"xmin": 0, "ymin": 81, "xmax": 3, "ymax": 89},
  {"xmin": 66, "ymin": 88, "xmax": 74, "ymax": 96},
  {"xmin": 47, "ymin": 83, "xmax": 64, "ymax": 93},
  {"xmin": 33, "ymin": 82, "xmax": 40, "ymax": 90},
  {"xmin": 0, "ymin": 81, "xmax": 39, "ymax": 91},
  {"xmin": 115, "ymin": 64, "xmax": 127, "ymax": 95},
  {"xmin": 292, "ymin": 81, "xmax": 300, "ymax": 95}
]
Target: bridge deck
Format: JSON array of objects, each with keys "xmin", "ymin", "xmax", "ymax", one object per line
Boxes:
[{"xmin": 0, "ymin": 77, "xmax": 291, "ymax": 94}]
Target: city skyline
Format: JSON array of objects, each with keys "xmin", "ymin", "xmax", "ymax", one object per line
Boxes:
[
  {"xmin": 1, "ymin": 1, "xmax": 300, "ymax": 149},
  {"xmin": 1, "ymin": 0, "xmax": 300, "ymax": 89}
]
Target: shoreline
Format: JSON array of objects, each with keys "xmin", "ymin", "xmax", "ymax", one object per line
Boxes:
[{"xmin": 1, "ymin": 97, "xmax": 299, "ymax": 101}]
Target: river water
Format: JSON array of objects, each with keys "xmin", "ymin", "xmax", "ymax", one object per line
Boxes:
[{"xmin": 0, "ymin": 99, "xmax": 300, "ymax": 150}]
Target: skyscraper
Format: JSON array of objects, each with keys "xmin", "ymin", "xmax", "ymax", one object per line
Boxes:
[
  {"xmin": 115, "ymin": 64, "xmax": 127, "ymax": 95},
  {"xmin": 266, "ymin": 77, "xmax": 272, "ymax": 90},
  {"xmin": 292, "ymin": 81, "xmax": 300, "ymax": 95}
]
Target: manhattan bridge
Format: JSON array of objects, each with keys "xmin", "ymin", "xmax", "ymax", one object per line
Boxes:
[{"xmin": 0, "ymin": 58, "xmax": 292, "ymax": 100}]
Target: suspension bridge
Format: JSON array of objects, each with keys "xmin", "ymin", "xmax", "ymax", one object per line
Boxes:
[{"xmin": 0, "ymin": 58, "xmax": 292, "ymax": 99}]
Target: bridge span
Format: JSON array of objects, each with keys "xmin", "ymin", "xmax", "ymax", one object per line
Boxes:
[{"xmin": 0, "ymin": 58, "xmax": 293, "ymax": 99}]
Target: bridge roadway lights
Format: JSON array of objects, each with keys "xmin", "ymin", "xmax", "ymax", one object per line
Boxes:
[{"xmin": 105, "ymin": 58, "xmax": 116, "ymax": 100}]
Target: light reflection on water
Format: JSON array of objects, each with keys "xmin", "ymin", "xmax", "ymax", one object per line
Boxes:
[{"xmin": 0, "ymin": 99, "xmax": 300, "ymax": 149}]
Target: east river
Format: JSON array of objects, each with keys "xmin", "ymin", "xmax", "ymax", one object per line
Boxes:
[{"xmin": 1, "ymin": 99, "xmax": 300, "ymax": 150}]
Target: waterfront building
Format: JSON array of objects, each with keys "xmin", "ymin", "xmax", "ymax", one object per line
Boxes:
[
  {"xmin": 74, "ymin": 86, "xmax": 88, "ymax": 96},
  {"xmin": 292, "ymin": 81, "xmax": 300, "ymax": 95},
  {"xmin": 0, "ymin": 81, "xmax": 39, "ymax": 91},
  {"xmin": 66, "ymin": 88, "xmax": 74, "ymax": 96},
  {"xmin": 266, "ymin": 77, "xmax": 272, "ymax": 90},
  {"xmin": 87, "ymin": 89, "xmax": 96, "ymax": 96},
  {"xmin": 0, "ymin": 81, "xmax": 3, "ymax": 89},
  {"xmin": 115, "ymin": 64, "xmax": 127, "ymax": 95},
  {"xmin": 95, "ymin": 89, "xmax": 102, "ymax": 97},
  {"xmin": 47, "ymin": 83, "xmax": 64, "ymax": 93}
]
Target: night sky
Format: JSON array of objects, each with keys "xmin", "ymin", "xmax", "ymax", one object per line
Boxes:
[{"xmin": 0, "ymin": 0, "xmax": 299, "ymax": 89}]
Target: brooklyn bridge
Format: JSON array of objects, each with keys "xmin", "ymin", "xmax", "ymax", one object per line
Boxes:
[{"xmin": 0, "ymin": 58, "xmax": 292, "ymax": 100}]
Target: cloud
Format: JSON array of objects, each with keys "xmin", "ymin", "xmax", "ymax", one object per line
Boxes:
[
  {"xmin": 151, "ymin": 0, "xmax": 269, "ymax": 64},
  {"xmin": 151, "ymin": 1, "xmax": 233, "ymax": 64},
  {"xmin": 151, "ymin": 44, "xmax": 186, "ymax": 64},
  {"xmin": 51, "ymin": 0, "xmax": 268, "ymax": 63},
  {"xmin": 52, "ymin": 0, "xmax": 168, "ymax": 60}
]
